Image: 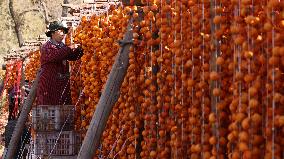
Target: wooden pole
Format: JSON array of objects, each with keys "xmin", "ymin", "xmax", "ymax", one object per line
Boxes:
[
  {"xmin": 77, "ymin": 17, "xmax": 133, "ymax": 159},
  {"xmin": 62, "ymin": 0, "xmax": 70, "ymax": 17},
  {"xmin": 19, "ymin": 59, "xmax": 25, "ymax": 113},
  {"xmin": 5, "ymin": 70, "xmax": 41, "ymax": 159}
]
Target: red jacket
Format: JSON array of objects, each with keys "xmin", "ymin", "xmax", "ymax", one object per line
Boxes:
[{"xmin": 36, "ymin": 40, "xmax": 83, "ymax": 105}]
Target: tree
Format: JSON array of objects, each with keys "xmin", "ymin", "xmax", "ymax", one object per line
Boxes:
[
  {"xmin": 8, "ymin": 0, "xmax": 24, "ymax": 47},
  {"xmin": 8, "ymin": 0, "xmax": 51, "ymax": 47},
  {"xmin": 0, "ymin": 0, "xmax": 81, "ymax": 61}
]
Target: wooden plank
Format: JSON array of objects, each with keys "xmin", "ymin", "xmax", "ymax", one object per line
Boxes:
[
  {"xmin": 77, "ymin": 17, "xmax": 133, "ymax": 159},
  {"xmin": 5, "ymin": 70, "xmax": 41, "ymax": 159}
]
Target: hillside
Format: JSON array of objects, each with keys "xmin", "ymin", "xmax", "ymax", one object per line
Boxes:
[{"xmin": 0, "ymin": 0, "xmax": 81, "ymax": 64}]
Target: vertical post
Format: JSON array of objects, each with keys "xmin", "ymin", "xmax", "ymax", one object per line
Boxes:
[
  {"xmin": 62, "ymin": 0, "xmax": 70, "ymax": 17},
  {"xmin": 20, "ymin": 58, "xmax": 25, "ymax": 112}
]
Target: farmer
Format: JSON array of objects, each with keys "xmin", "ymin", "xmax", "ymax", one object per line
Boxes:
[{"xmin": 36, "ymin": 21, "xmax": 83, "ymax": 105}]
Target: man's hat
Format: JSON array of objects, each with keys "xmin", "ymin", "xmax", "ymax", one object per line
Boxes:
[{"xmin": 45, "ymin": 21, "xmax": 69, "ymax": 37}]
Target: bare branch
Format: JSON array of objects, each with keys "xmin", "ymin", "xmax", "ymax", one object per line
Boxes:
[
  {"xmin": 18, "ymin": 8, "xmax": 41, "ymax": 17},
  {"xmin": 8, "ymin": 0, "xmax": 24, "ymax": 47},
  {"xmin": 40, "ymin": 1, "xmax": 50, "ymax": 24}
]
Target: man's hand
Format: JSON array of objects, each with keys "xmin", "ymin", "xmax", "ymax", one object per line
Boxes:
[
  {"xmin": 69, "ymin": 44, "xmax": 81, "ymax": 49},
  {"xmin": 67, "ymin": 27, "xmax": 73, "ymax": 35}
]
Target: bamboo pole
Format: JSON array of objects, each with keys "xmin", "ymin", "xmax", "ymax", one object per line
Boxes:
[
  {"xmin": 5, "ymin": 70, "xmax": 41, "ymax": 159},
  {"xmin": 77, "ymin": 17, "xmax": 133, "ymax": 159},
  {"xmin": 19, "ymin": 59, "xmax": 25, "ymax": 113}
]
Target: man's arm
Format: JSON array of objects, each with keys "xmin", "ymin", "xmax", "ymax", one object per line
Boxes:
[
  {"xmin": 67, "ymin": 47, "xmax": 84, "ymax": 61},
  {"xmin": 41, "ymin": 44, "xmax": 73, "ymax": 63}
]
